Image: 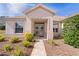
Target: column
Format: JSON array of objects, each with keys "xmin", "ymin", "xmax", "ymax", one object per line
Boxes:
[
  {"xmin": 47, "ymin": 17, "xmax": 53, "ymax": 40},
  {"xmin": 24, "ymin": 16, "xmax": 32, "ymax": 33}
]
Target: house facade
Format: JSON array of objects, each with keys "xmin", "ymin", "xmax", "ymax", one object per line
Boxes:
[{"xmin": 5, "ymin": 4, "xmax": 65, "ymax": 40}]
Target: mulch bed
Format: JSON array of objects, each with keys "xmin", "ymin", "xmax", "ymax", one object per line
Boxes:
[
  {"xmin": 44, "ymin": 39, "xmax": 79, "ymax": 56},
  {"xmin": 0, "ymin": 37, "xmax": 35, "ymax": 56}
]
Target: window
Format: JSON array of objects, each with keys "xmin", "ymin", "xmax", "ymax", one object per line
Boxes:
[
  {"xmin": 15, "ymin": 21, "xmax": 23, "ymax": 33},
  {"xmin": 53, "ymin": 22, "xmax": 58, "ymax": 28},
  {"xmin": 53, "ymin": 21, "xmax": 58, "ymax": 32},
  {"xmin": 53, "ymin": 28, "xmax": 58, "ymax": 32}
]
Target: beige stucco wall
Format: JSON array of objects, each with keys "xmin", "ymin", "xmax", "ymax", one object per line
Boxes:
[
  {"xmin": 26, "ymin": 8, "xmax": 54, "ymax": 18},
  {"xmin": 53, "ymin": 21, "xmax": 63, "ymax": 38},
  {"xmin": 5, "ymin": 6, "xmax": 55, "ymax": 40},
  {"xmin": 6, "ymin": 20, "xmax": 15, "ymax": 35},
  {"xmin": 5, "ymin": 5, "xmax": 64, "ymax": 39},
  {"xmin": 25, "ymin": 7, "xmax": 54, "ymax": 39},
  {"xmin": 47, "ymin": 17, "xmax": 53, "ymax": 39},
  {"xmin": 6, "ymin": 18, "xmax": 25, "ymax": 36},
  {"xmin": 24, "ymin": 16, "xmax": 32, "ymax": 33}
]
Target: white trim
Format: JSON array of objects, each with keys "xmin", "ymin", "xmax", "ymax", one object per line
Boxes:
[
  {"xmin": 24, "ymin": 4, "xmax": 56, "ymax": 14},
  {"xmin": 15, "ymin": 33, "xmax": 24, "ymax": 34}
]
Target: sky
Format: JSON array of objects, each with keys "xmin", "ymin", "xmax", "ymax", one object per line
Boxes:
[{"xmin": 0, "ymin": 3, "xmax": 79, "ymax": 16}]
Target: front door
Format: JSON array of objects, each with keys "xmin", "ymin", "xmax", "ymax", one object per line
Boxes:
[{"xmin": 34, "ymin": 23, "xmax": 45, "ymax": 38}]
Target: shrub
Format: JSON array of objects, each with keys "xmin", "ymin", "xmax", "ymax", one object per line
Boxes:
[
  {"xmin": 13, "ymin": 46, "xmax": 24, "ymax": 56},
  {"xmin": 9, "ymin": 35, "xmax": 19, "ymax": 43},
  {"xmin": 73, "ymin": 40, "xmax": 79, "ymax": 48},
  {"xmin": 4, "ymin": 44, "xmax": 12, "ymax": 52},
  {"xmin": 63, "ymin": 14, "xmax": 79, "ymax": 48},
  {"xmin": 24, "ymin": 32, "xmax": 33, "ymax": 42},
  {"xmin": 0, "ymin": 35, "xmax": 4, "ymax": 42},
  {"xmin": 0, "ymin": 26, "xmax": 5, "ymax": 30},
  {"xmin": 22, "ymin": 40, "xmax": 31, "ymax": 47},
  {"xmin": 48, "ymin": 40, "xmax": 58, "ymax": 46}
]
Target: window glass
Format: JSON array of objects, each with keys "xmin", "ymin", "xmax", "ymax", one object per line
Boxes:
[
  {"xmin": 53, "ymin": 28, "xmax": 58, "ymax": 32},
  {"xmin": 35, "ymin": 27, "xmax": 38, "ymax": 29},
  {"xmin": 15, "ymin": 21, "xmax": 23, "ymax": 33},
  {"xmin": 41, "ymin": 26, "xmax": 44, "ymax": 30}
]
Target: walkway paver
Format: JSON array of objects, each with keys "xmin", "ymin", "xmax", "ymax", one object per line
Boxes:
[{"xmin": 31, "ymin": 40, "xmax": 46, "ymax": 56}]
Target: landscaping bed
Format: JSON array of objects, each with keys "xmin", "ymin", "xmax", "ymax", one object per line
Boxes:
[
  {"xmin": 0, "ymin": 37, "xmax": 35, "ymax": 56},
  {"xmin": 44, "ymin": 39, "xmax": 79, "ymax": 56}
]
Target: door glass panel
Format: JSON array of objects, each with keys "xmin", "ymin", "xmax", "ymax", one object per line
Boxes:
[
  {"xmin": 41, "ymin": 26, "xmax": 44, "ymax": 30},
  {"xmin": 35, "ymin": 27, "xmax": 38, "ymax": 29}
]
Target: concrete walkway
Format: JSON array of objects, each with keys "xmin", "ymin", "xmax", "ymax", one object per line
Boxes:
[{"xmin": 31, "ymin": 40, "xmax": 46, "ymax": 56}]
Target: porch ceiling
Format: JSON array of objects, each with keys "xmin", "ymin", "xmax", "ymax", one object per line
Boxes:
[{"xmin": 32, "ymin": 18, "xmax": 47, "ymax": 23}]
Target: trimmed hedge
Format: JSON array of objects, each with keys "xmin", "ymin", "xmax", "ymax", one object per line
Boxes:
[{"xmin": 63, "ymin": 14, "xmax": 79, "ymax": 48}]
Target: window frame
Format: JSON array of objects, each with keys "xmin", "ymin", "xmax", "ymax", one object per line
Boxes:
[{"xmin": 15, "ymin": 21, "xmax": 23, "ymax": 33}]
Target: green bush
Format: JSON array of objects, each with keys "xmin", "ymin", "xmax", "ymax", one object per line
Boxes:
[
  {"xmin": 9, "ymin": 35, "xmax": 19, "ymax": 43},
  {"xmin": 22, "ymin": 40, "xmax": 31, "ymax": 47},
  {"xmin": 0, "ymin": 35, "xmax": 4, "ymax": 42},
  {"xmin": 63, "ymin": 14, "xmax": 79, "ymax": 48},
  {"xmin": 73, "ymin": 40, "xmax": 79, "ymax": 48},
  {"xmin": 4, "ymin": 44, "xmax": 12, "ymax": 52},
  {"xmin": 48, "ymin": 40, "xmax": 58, "ymax": 46},
  {"xmin": 0, "ymin": 26, "xmax": 5, "ymax": 30},
  {"xmin": 13, "ymin": 46, "xmax": 24, "ymax": 56},
  {"xmin": 24, "ymin": 32, "xmax": 33, "ymax": 42}
]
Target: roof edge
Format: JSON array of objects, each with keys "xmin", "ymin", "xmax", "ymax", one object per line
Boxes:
[{"xmin": 23, "ymin": 4, "xmax": 56, "ymax": 15}]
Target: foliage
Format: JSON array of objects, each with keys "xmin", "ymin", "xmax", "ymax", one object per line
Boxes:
[
  {"xmin": 22, "ymin": 40, "xmax": 31, "ymax": 47},
  {"xmin": 48, "ymin": 40, "xmax": 58, "ymax": 46},
  {"xmin": 9, "ymin": 35, "xmax": 19, "ymax": 43},
  {"xmin": 0, "ymin": 34, "xmax": 4, "ymax": 42},
  {"xmin": 4, "ymin": 44, "xmax": 12, "ymax": 52},
  {"xmin": 24, "ymin": 32, "xmax": 33, "ymax": 42},
  {"xmin": 73, "ymin": 40, "xmax": 79, "ymax": 48},
  {"xmin": 0, "ymin": 25, "xmax": 5, "ymax": 30},
  {"xmin": 63, "ymin": 14, "xmax": 79, "ymax": 48},
  {"xmin": 13, "ymin": 46, "xmax": 24, "ymax": 56}
]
